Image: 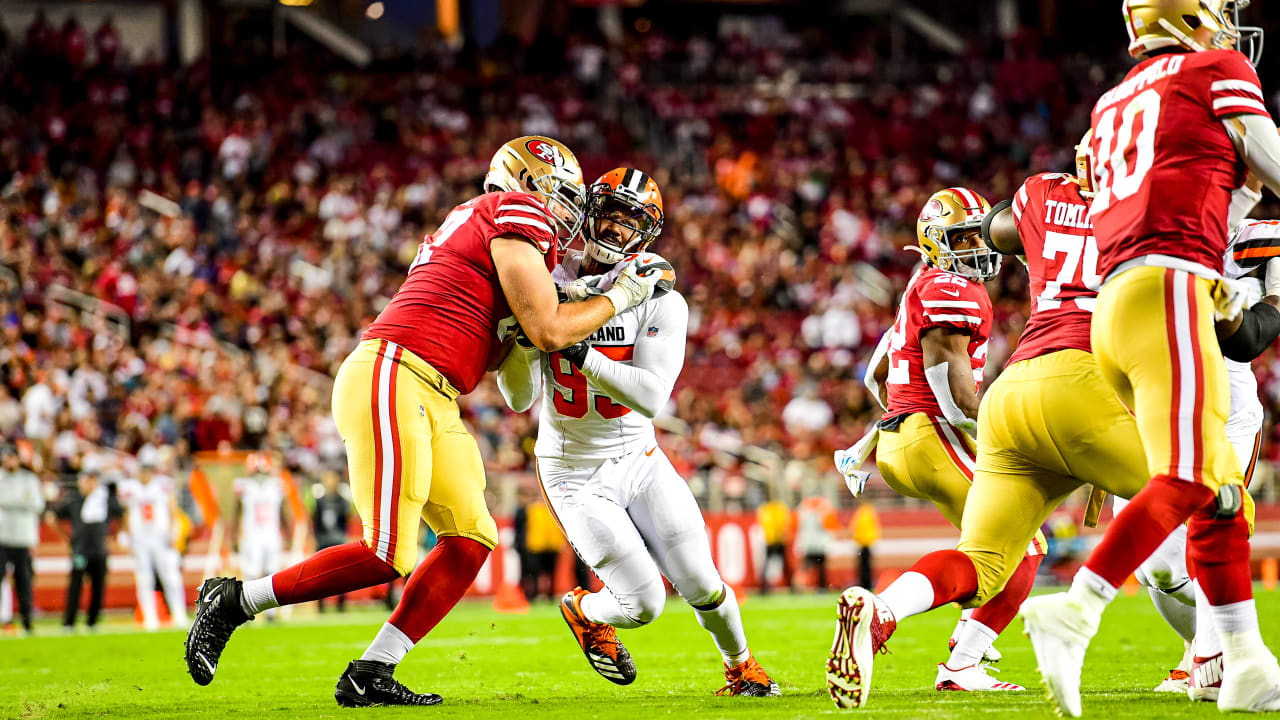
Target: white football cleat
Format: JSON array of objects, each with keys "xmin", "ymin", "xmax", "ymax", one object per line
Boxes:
[
  {"xmin": 935, "ymin": 663, "xmax": 1025, "ymax": 691},
  {"xmin": 1019, "ymin": 593, "xmax": 1099, "ymax": 718},
  {"xmin": 826, "ymin": 587, "xmax": 897, "ymax": 709},
  {"xmin": 1188, "ymin": 653, "xmax": 1222, "ymax": 702},
  {"xmin": 1217, "ymin": 654, "xmax": 1280, "ymax": 712},
  {"xmin": 1153, "ymin": 668, "xmax": 1190, "ymax": 694}
]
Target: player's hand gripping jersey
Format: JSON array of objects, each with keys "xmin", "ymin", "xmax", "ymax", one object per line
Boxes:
[
  {"xmin": 363, "ymin": 191, "xmax": 557, "ymax": 395},
  {"xmin": 883, "ymin": 267, "xmax": 992, "ymax": 420},
  {"xmin": 1088, "ymin": 49, "xmax": 1269, "ymax": 278},
  {"xmin": 1007, "ymin": 173, "xmax": 1100, "ymax": 364}
]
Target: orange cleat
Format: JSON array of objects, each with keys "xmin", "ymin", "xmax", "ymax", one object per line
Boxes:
[
  {"xmin": 716, "ymin": 655, "xmax": 781, "ymax": 697},
  {"xmin": 559, "ymin": 588, "xmax": 636, "ymax": 685}
]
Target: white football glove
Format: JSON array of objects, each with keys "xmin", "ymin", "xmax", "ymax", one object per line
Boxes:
[
  {"xmin": 602, "ymin": 262, "xmax": 660, "ymax": 315},
  {"xmin": 835, "ymin": 449, "xmax": 873, "ymax": 498},
  {"xmin": 834, "ymin": 426, "xmax": 880, "ymax": 498},
  {"xmin": 1214, "ymin": 276, "xmax": 1251, "ymax": 322},
  {"xmin": 560, "ymin": 274, "xmax": 608, "ymax": 302},
  {"xmin": 1265, "ymin": 257, "xmax": 1280, "ymax": 299}
]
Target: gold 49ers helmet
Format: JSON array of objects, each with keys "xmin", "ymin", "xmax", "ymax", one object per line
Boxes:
[
  {"xmin": 584, "ymin": 168, "xmax": 665, "ymax": 265},
  {"xmin": 484, "ymin": 136, "xmax": 586, "ymax": 247},
  {"xmin": 1075, "ymin": 128, "xmax": 1096, "ymax": 197},
  {"xmin": 1123, "ymin": 0, "xmax": 1263, "ymax": 65},
  {"xmin": 916, "ymin": 187, "xmax": 1001, "ymax": 281}
]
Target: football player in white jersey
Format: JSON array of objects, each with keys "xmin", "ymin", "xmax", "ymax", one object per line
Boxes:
[
  {"xmin": 119, "ymin": 454, "xmax": 189, "ymax": 629},
  {"xmin": 232, "ymin": 454, "xmax": 293, "ymax": 617},
  {"xmin": 1112, "ymin": 190, "xmax": 1280, "ymax": 699},
  {"xmin": 496, "ymin": 168, "xmax": 779, "ymax": 697}
]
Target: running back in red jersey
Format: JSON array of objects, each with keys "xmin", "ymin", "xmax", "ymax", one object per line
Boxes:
[
  {"xmin": 363, "ymin": 191, "xmax": 558, "ymax": 395},
  {"xmin": 1007, "ymin": 172, "xmax": 1100, "ymax": 365},
  {"xmin": 1087, "ymin": 49, "xmax": 1272, "ymax": 277},
  {"xmin": 883, "ymin": 266, "xmax": 992, "ymax": 419}
]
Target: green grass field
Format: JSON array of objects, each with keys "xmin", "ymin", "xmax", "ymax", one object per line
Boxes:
[{"xmin": 5, "ymin": 588, "xmax": 1280, "ymax": 719}]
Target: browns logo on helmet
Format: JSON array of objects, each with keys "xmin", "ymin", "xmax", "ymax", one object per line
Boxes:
[
  {"xmin": 915, "ymin": 187, "xmax": 1001, "ymax": 281},
  {"xmin": 583, "ymin": 168, "xmax": 665, "ymax": 267}
]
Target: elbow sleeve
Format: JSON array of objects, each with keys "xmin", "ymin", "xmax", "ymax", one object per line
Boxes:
[{"xmin": 1222, "ymin": 302, "xmax": 1280, "ymax": 362}]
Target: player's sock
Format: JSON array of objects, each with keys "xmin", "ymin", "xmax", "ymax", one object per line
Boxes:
[
  {"xmin": 387, "ymin": 536, "xmax": 490, "ymax": 645},
  {"xmin": 1186, "ymin": 503, "xmax": 1262, "ymax": 663},
  {"xmin": 969, "ymin": 552, "xmax": 1042, "ymax": 635},
  {"xmin": 949, "ymin": 609, "xmax": 974, "ymax": 649},
  {"xmin": 948, "ymin": 618, "xmax": 998, "ymax": 669},
  {"xmin": 878, "ymin": 549, "xmax": 978, "ymax": 621},
  {"xmin": 1082, "ymin": 474, "xmax": 1212, "ymax": 588},
  {"xmin": 1148, "ymin": 586, "xmax": 1196, "ymax": 642},
  {"xmin": 361, "ymin": 622, "xmax": 415, "ymax": 666},
  {"xmin": 691, "ymin": 584, "xmax": 750, "ymax": 666},
  {"xmin": 244, "ymin": 541, "xmax": 399, "ymax": 616},
  {"xmin": 1193, "ymin": 580, "xmax": 1223, "ymax": 658}
]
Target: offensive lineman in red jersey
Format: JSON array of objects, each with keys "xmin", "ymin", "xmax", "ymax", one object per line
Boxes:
[
  {"xmin": 184, "ymin": 136, "xmax": 664, "ymax": 706},
  {"xmin": 827, "ymin": 188, "xmax": 1047, "ymax": 706},
  {"xmin": 1019, "ymin": 1, "xmax": 1280, "ymax": 715}
]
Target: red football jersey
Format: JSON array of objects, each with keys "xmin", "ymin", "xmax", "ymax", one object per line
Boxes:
[
  {"xmin": 1088, "ymin": 49, "xmax": 1270, "ymax": 277},
  {"xmin": 1007, "ymin": 172, "xmax": 1100, "ymax": 364},
  {"xmin": 363, "ymin": 191, "xmax": 557, "ymax": 395},
  {"xmin": 883, "ymin": 266, "xmax": 992, "ymax": 419}
]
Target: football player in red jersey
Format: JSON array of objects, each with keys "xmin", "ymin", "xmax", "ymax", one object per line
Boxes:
[
  {"xmin": 184, "ymin": 136, "xmax": 664, "ymax": 706},
  {"xmin": 1019, "ymin": 1, "xmax": 1280, "ymax": 715},
  {"xmin": 826, "ymin": 188, "xmax": 1047, "ymax": 707}
]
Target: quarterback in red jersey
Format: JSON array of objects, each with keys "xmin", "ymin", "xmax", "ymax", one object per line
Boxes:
[
  {"xmin": 1020, "ymin": 1, "xmax": 1280, "ymax": 715},
  {"xmin": 184, "ymin": 136, "xmax": 664, "ymax": 706},
  {"xmin": 827, "ymin": 188, "xmax": 1047, "ymax": 707}
]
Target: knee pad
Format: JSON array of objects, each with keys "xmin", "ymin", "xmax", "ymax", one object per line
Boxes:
[
  {"xmin": 619, "ymin": 581, "xmax": 666, "ymax": 626},
  {"xmin": 961, "ymin": 549, "xmax": 1013, "ymax": 608}
]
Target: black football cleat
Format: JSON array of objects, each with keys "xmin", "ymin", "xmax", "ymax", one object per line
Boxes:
[
  {"xmin": 335, "ymin": 660, "xmax": 443, "ymax": 707},
  {"xmin": 184, "ymin": 577, "xmax": 252, "ymax": 686}
]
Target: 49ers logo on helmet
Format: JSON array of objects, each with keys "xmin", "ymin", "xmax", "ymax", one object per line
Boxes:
[
  {"xmin": 919, "ymin": 198, "xmax": 946, "ymax": 223},
  {"xmin": 526, "ymin": 139, "xmax": 565, "ymax": 168}
]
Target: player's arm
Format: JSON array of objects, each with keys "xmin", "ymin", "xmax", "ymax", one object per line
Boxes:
[
  {"xmin": 863, "ymin": 330, "xmax": 891, "ymax": 411},
  {"xmin": 920, "ymin": 327, "xmax": 979, "ymax": 437},
  {"xmin": 979, "ymin": 200, "xmax": 1022, "ymax": 255},
  {"xmin": 1224, "ymin": 114, "xmax": 1280, "ymax": 196},
  {"xmin": 1228, "ymin": 174, "xmax": 1263, "ymax": 233},
  {"xmin": 1219, "ymin": 257, "xmax": 1280, "ymax": 361},
  {"xmin": 495, "ymin": 336, "xmax": 543, "ymax": 413},
  {"xmin": 492, "ymin": 237, "xmax": 658, "ymax": 351},
  {"xmin": 230, "ymin": 495, "xmax": 243, "ymax": 551},
  {"xmin": 573, "ymin": 292, "xmax": 689, "ymax": 419}
]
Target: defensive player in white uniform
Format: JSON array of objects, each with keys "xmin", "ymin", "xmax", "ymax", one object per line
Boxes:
[
  {"xmin": 232, "ymin": 454, "xmax": 292, "ymax": 610},
  {"xmin": 119, "ymin": 456, "xmax": 189, "ymax": 630},
  {"xmin": 497, "ymin": 168, "xmax": 780, "ymax": 697},
  {"xmin": 1119, "ymin": 205, "xmax": 1280, "ymax": 699}
]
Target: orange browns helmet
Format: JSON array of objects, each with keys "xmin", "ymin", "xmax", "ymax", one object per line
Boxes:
[
  {"xmin": 584, "ymin": 168, "xmax": 665, "ymax": 266},
  {"xmin": 1075, "ymin": 129, "xmax": 1096, "ymax": 197},
  {"xmin": 916, "ymin": 187, "xmax": 1001, "ymax": 281},
  {"xmin": 1123, "ymin": 0, "xmax": 1262, "ymax": 65},
  {"xmin": 484, "ymin": 136, "xmax": 586, "ymax": 248}
]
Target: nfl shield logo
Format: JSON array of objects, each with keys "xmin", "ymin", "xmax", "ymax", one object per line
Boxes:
[{"xmin": 647, "ymin": 327, "xmax": 659, "ymax": 337}]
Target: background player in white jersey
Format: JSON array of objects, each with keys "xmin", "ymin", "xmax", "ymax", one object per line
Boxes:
[
  {"xmin": 118, "ymin": 455, "xmax": 188, "ymax": 630},
  {"xmin": 497, "ymin": 168, "xmax": 779, "ymax": 697},
  {"xmin": 1120, "ymin": 207, "xmax": 1280, "ymax": 699},
  {"xmin": 232, "ymin": 454, "xmax": 293, "ymax": 618}
]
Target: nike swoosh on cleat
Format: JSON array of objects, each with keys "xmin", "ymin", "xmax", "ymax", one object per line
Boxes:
[
  {"xmin": 205, "ymin": 589, "xmax": 221, "ymax": 607},
  {"xmin": 350, "ymin": 680, "xmax": 367, "ymax": 696},
  {"xmin": 197, "ymin": 653, "xmax": 216, "ymax": 676}
]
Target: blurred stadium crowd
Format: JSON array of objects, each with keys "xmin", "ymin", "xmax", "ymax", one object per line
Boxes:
[{"xmin": 2, "ymin": 11, "xmax": 1280, "ymax": 515}]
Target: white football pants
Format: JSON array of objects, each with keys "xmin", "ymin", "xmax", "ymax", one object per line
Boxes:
[
  {"xmin": 537, "ymin": 447, "xmax": 724, "ymax": 627},
  {"xmin": 132, "ymin": 537, "xmax": 188, "ymax": 627}
]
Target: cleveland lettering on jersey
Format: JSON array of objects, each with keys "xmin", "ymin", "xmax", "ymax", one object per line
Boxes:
[{"xmin": 588, "ymin": 326, "xmax": 627, "ymax": 343}]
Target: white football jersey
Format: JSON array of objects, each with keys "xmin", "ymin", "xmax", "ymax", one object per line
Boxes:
[
  {"xmin": 118, "ymin": 475, "xmax": 175, "ymax": 541},
  {"xmin": 534, "ymin": 251, "xmax": 689, "ymax": 461},
  {"xmin": 235, "ymin": 474, "xmax": 285, "ymax": 545},
  {"xmin": 1222, "ymin": 221, "xmax": 1268, "ymax": 439}
]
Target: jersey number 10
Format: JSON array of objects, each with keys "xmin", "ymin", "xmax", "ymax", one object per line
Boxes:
[{"xmin": 1090, "ymin": 88, "xmax": 1161, "ymax": 214}]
